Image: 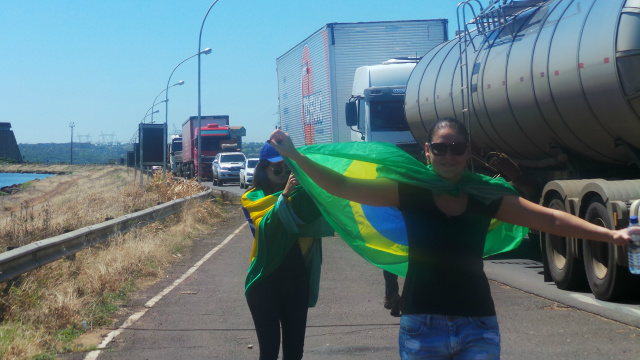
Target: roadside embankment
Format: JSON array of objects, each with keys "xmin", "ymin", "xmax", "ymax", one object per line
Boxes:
[{"xmin": 0, "ymin": 165, "xmax": 228, "ymax": 359}]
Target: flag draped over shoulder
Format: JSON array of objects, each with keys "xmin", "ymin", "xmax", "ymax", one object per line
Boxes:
[
  {"xmin": 284, "ymin": 141, "xmax": 529, "ymax": 277},
  {"xmin": 241, "ymin": 188, "xmax": 329, "ymax": 307}
]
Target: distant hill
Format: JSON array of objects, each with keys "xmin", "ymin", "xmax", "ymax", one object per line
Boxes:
[
  {"xmin": 16, "ymin": 142, "xmax": 266, "ymax": 165},
  {"xmin": 18, "ymin": 143, "xmax": 129, "ymax": 164}
]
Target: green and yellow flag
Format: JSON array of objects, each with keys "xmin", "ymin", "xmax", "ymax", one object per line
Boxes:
[
  {"xmin": 284, "ymin": 141, "xmax": 529, "ymax": 277},
  {"xmin": 241, "ymin": 187, "xmax": 329, "ymax": 307}
]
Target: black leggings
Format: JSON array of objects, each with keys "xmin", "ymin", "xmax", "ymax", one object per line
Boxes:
[{"xmin": 246, "ymin": 260, "xmax": 310, "ymax": 359}]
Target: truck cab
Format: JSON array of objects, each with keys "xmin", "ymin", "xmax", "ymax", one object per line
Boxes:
[
  {"xmin": 346, "ymin": 58, "xmax": 421, "ymax": 157},
  {"xmin": 169, "ymin": 136, "xmax": 182, "ymax": 175}
]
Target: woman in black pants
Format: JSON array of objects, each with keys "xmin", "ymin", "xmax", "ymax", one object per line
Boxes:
[{"xmin": 241, "ymin": 143, "xmax": 324, "ymax": 360}]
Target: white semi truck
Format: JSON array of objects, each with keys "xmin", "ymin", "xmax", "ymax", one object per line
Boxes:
[
  {"xmin": 346, "ymin": 58, "xmax": 422, "ymax": 156},
  {"xmin": 276, "ymin": 20, "xmax": 448, "ymax": 148},
  {"xmin": 169, "ymin": 135, "xmax": 182, "ymax": 176}
]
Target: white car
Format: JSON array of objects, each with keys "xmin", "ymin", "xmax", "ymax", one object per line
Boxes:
[
  {"xmin": 212, "ymin": 152, "xmax": 246, "ymax": 186},
  {"xmin": 239, "ymin": 158, "xmax": 259, "ymax": 189}
]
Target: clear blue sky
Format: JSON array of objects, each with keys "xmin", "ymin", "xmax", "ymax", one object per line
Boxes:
[{"xmin": 1, "ymin": 0, "xmax": 462, "ymax": 145}]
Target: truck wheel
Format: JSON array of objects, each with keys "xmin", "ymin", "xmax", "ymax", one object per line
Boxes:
[
  {"xmin": 544, "ymin": 196, "xmax": 588, "ymax": 290},
  {"xmin": 582, "ymin": 198, "xmax": 632, "ymax": 301},
  {"xmin": 218, "ymin": 179, "xmax": 224, "ymax": 186}
]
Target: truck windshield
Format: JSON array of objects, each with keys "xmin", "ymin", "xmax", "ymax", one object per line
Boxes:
[
  {"xmin": 370, "ymin": 101, "xmax": 409, "ymax": 131},
  {"xmin": 171, "ymin": 141, "xmax": 182, "ymax": 151},
  {"xmin": 221, "ymin": 154, "xmax": 246, "ymax": 162},
  {"xmin": 247, "ymin": 159, "xmax": 258, "ymax": 168},
  {"xmin": 200, "ymin": 137, "xmax": 222, "ymax": 150}
]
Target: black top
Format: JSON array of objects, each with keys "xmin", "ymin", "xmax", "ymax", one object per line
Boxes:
[{"xmin": 398, "ymin": 182, "xmax": 503, "ymax": 317}]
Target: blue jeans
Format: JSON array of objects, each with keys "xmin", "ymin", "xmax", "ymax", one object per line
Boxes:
[{"xmin": 398, "ymin": 314, "xmax": 500, "ymax": 360}]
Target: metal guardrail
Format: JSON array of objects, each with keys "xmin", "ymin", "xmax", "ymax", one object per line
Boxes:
[{"xmin": 0, "ymin": 189, "xmax": 213, "ymax": 283}]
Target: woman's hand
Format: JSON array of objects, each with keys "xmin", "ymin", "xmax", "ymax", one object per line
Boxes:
[
  {"xmin": 612, "ymin": 226, "xmax": 640, "ymax": 246},
  {"xmin": 268, "ymin": 129, "xmax": 300, "ymax": 160},
  {"xmin": 282, "ymin": 173, "xmax": 299, "ymax": 198}
]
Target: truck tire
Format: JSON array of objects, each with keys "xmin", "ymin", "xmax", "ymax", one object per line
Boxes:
[
  {"xmin": 582, "ymin": 198, "xmax": 632, "ymax": 301},
  {"xmin": 544, "ymin": 196, "xmax": 588, "ymax": 290},
  {"xmin": 218, "ymin": 179, "xmax": 224, "ymax": 186}
]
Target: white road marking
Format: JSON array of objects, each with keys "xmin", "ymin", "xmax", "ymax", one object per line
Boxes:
[
  {"xmin": 84, "ymin": 222, "xmax": 247, "ymax": 360},
  {"xmin": 569, "ymin": 293, "xmax": 640, "ymax": 317}
]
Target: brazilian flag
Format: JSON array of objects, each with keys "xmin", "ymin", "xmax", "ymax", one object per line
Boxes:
[{"xmin": 284, "ymin": 141, "xmax": 529, "ymax": 277}]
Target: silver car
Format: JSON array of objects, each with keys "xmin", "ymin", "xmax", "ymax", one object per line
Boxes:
[
  {"xmin": 212, "ymin": 152, "xmax": 246, "ymax": 186},
  {"xmin": 239, "ymin": 158, "xmax": 259, "ymax": 189}
]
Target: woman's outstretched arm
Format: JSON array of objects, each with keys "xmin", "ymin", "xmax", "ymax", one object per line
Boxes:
[
  {"xmin": 496, "ymin": 195, "xmax": 636, "ymax": 245},
  {"xmin": 268, "ymin": 129, "xmax": 399, "ymax": 207}
]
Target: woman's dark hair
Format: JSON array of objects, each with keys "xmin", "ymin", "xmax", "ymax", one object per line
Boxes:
[
  {"xmin": 426, "ymin": 117, "xmax": 469, "ymax": 143},
  {"xmin": 248, "ymin": 159, "xmax": 283, "ymax": 195}
]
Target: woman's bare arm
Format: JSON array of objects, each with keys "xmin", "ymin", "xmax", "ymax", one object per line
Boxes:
[
  {"xmin": 496, "ymin": 195, "xmax": 634, "ymax": 246},
  {"xmin": 268, "ymin": 129, "xmax": 399, "ymax": 207}
]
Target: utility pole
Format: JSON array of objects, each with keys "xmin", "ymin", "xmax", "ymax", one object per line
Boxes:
[{"xmin": 69, "ymin": 122, "xmax": 75, "ymax": 164}]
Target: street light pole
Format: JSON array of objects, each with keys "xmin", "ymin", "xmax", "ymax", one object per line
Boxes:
[
  {"xmin": 151, "ymin": 81, "xmax": 184, "ymax": 124},
  {"xmin": 163, "ymin": 48, "xmax": 211, "ymax": 181},
  {"xmin": 69, "ymin": 122, "xmax": 75, "ymax": 164},
  {"xmin": 141, "ymin": 109, "xmax": 160, "ymax": 123},
  {"xmin": 197, "ymin": 0, "xmax": 220, "ymax": 182}
]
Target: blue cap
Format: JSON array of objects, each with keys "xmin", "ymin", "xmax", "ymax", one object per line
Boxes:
[{"xmin": 259, "ymin": 142, "xmax": 283, "ymax": 163}]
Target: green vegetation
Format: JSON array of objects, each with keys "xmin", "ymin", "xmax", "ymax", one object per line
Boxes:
[
  {"xmin": 0, "ymin": 158, "xmax": 19, "ymax": 164},
  {"xmin": 18, "ymin": 143, "xmax": 129, "ymax": 165},
  {"xmin": 18, "ymin": 141, "xmax": 264, "ymax": 165},
  {"xmin": 242, "ymin": 141, "xmax": 263, "ymax": 158}
]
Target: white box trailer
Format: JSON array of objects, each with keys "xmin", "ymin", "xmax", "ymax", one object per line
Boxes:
[{"xmin": 276, "ymin": 20, "xmax": 448, "ymax": 147}]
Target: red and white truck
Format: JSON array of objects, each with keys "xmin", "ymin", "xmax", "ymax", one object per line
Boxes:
[{"xmin": 180, "ymin": 115, "xmax": 245, "ymax": 180}]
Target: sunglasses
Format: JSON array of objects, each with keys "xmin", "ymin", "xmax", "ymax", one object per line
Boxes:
[
  {"xmin": 270, "ymin": 167, "xmax": 291, "ymax": 176},
  {"xmin": 428, "ymin": 142, "xmax": 468, "ymax": 156}
]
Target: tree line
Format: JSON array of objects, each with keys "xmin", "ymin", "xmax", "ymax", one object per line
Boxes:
[{"xmin": 13, "ymin": 142, "xmax": 266, "ymax": 165}]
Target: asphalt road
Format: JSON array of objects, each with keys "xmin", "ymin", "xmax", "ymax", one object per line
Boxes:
[
  {"xmin": 212, "ymin": 181, "xmax": 640, "ymax": 327},
  {"xmin": 62, "ymin": 185, "xmax": 640, "ymax": 359}
]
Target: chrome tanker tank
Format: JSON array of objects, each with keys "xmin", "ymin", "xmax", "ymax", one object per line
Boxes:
[
  {"xmin": 406, "ymin": 0, "xmax": 640, "ymax": 301},
  {"xmin": 405, "ymin": 0, "xmax": 640, "ymax": 165}
]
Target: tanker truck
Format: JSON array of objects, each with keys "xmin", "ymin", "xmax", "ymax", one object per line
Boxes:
[{"xmin": 404, "ymin": 0, "xmax": 640, "ymax": 301}]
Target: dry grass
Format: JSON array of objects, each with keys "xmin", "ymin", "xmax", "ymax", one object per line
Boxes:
[{"xmin": 0, "ymin": 165, "xmax": 224, "ymax": 359}]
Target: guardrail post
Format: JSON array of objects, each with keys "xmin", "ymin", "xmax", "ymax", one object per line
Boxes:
[{"xmin": 3, "ymin": 247, "xmax": 21, "ymax": 293}]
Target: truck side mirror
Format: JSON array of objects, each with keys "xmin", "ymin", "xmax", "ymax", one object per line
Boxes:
[{"xmin": 345, "ymin": 101, "xmax": 358, "ymax": 127}]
